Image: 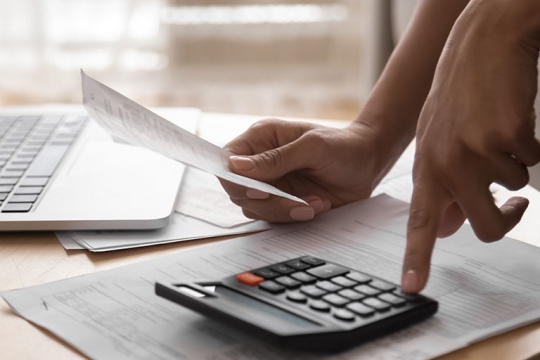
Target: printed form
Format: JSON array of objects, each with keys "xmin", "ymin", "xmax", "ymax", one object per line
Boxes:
[
  {"xmin": 81, "ymin": 70, "xmax": 305, "ymax": 204},
  {"xmin": 4, "ymin": 195, "xmax": 540, "ymax": 359}
]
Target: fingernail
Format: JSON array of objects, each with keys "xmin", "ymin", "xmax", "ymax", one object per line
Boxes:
[
  {"xmin": 308, "ymin": 199, "xmax": 324, "ymax": 213},
  {"xmin": 246, "ymin": 188, "xmax": 270, "ymax": 199},
  {"xmin": 402, "ymin": 270, "xmax": 420, "ymax": 293},
  {"xmin": 230, "ymin": 156, "xmax": 255, "ymax": 171},
  {"xmin": 290, "ymin": 207, "xmax": 315, "ymax": 221}
]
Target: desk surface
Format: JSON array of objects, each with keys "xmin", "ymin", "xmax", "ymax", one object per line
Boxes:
[{"xmin": 2, "ymin": 109, "xmax": 540, "ymax": 360}]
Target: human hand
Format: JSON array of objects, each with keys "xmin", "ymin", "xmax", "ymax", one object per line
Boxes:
[
  {"xmin": 220, "ymin": 119, "xmax": 398, "ymax": 223},
  {"xmin": 401, "ymin": 2, "xmax": 540, "ymax": 293}
]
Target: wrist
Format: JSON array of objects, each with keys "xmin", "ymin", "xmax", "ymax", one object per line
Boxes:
[
  {"xmin": 347, "ymin": 109, "xmax": 413, "ymax": 180},
  {"xmin": 351, "ymin": 106, "xmax": 415, "ymax": 156}
]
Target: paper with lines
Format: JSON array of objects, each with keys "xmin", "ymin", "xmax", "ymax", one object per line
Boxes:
[
  {"xmin": 81, "ymin": 70, "xmax": 306, "ymax": 204},
  {"xmin": 5, "ymin": 195, "xmax": 540, "ymax": 359}
]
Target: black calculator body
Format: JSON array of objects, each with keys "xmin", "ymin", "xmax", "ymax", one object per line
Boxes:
[{"xmin": 155, "ymin": 256, "xmax": 438, "ymax": 352}]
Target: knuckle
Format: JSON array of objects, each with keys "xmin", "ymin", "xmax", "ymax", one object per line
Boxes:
[
  {"xmin": 229, "ymin": 197, "xmax": 242, "ymax": 206},
  {"xmin": 475, "ymin": 226, "xmax": 505, "ymax": 243},
  {"xmin": 407, "ymin": 207, "xmax": 432, "ymax": 232},
  {"xmin": 255, "ymin": 149, "xmax": 284, "ymax": 169},
  {"xmin": 249, "ymin": 118, "xmax": 283, "ymax": 131},
  {"xmin": 503, "ymin": 169, "xmax": 529, "ymax": 191},
  {"xmin": 242, "ymin": 209, "xmax": 257, "ymax": 220},
  {"xmin": 510, "ymin": 123, "xmax": 532, "ymax": 144},
  {"xmin": 481, "ymin": 130, "xmax": 504, "ymax": 150}
]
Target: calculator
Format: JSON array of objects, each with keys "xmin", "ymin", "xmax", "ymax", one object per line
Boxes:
[{"xmin": 155, "ymin": 256, "xmax": 438, "ymax": 352}]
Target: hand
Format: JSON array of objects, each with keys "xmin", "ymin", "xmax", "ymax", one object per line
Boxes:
[
  {"xmin": 220, "ymin": 119, "xmax": 397, "ymax": 223},
  {"xmin": 401, "ymin": 2, "xmax": 540, "ymax": 293}
]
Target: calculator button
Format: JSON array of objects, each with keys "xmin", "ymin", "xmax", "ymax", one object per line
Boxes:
[
  {"xmin": 237, "ymin": 272, "xmax": 264, "ymax": 286},
  {"xmin": 275, "ymin": 276, "xmax": 301, "ymax": 289},
  {"xmin": 270, "ymin": 264, "xmax": 295, "ymax": 275},
  {"xmin": 286, "ymin": 259, "xmax": 310, "ymax": 270},
  {"xmin": 253, "ymin": 268, "xmax": 279, "ymax": 279},
  {"xmin": 307, "ymin": 264, "xmax": 349, "ymax": 279},
  {"xmin": 322, "ymin": 293, "xmax": 350, "ymax": 307},
  {"xmin": 309, "ymin": 300, "xmax": 331, "ymax": 312},
  {"xmin": 259, "ymin": 281, "xmax": 285, "ymax": 294},
  {"xmin": 331, "ymin": 276, "xmax": 357, "ymax": 288},
  {"xmin": 378, "ymin": 293, "xmax": 407, "ymax": 307},
  {"xmin": 346, "ymin": 302, "xmax": 375, "ymax": 317},
  {"xmin": 345, "ymin": 272, "xmax": 372, "ymax": 284},
  {"xmin": 362, "ymin": 297, "xmax": 391, "ymax": 312},
  {"xmin": 393, "ymin": 289, "xmax": 422, "ymax": 302},
  {"xmin": 354, "ymin": 285, "xmax": 381, "ymax": 296},
  {"xmin": 301, "ymin": 256, "xmax": 325, "ymax": 267},
  {"xmin": 369, "ymin": 279, "xmax": 396, "ymax": 292},
  {"xmin": 333, "ymin": 309, "xmax": 355, "ymax": 321},
  {"xmin": 300, "ymin": 285, "xmax": 327, "ymax": 299},
  {"xmin": 286, "ymin": 291, "xmax": 307, "ymax": 303},
  {"xmin": 338, "ymin": 289, "xmax": 365, "ymax": 301},
  {"xmin": 290, "ymin": 272, "xmax": 317, "ymax": 284},
  {"xmin": 316, "ymin": 281, "xmax": 342, "ymax": 293}
]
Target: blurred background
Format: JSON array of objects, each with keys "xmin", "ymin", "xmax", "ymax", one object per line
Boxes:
[{"xmin": 0, "ymin": 0, "xmax": 416, "ymax": 120}]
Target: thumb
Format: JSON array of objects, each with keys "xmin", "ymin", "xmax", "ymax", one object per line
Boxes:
[{"xmin": 229, "ymin": 138, "xmax": 314, "ymax": 182}]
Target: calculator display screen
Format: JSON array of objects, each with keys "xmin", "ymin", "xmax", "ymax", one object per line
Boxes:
[{"xmin": 210, "ymin": 285, "xmax": 319, "ymax": 329}]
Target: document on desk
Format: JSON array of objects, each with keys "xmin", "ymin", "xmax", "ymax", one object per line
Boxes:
[
  {"xmin": 81, "ymin": 70, "xmax": 305, "ymax": 204},
  {"xmin": 176, "ymin": 168, "xmax": 257, "ymax": 228},
  {"xmin": 57, "ymin": 167, "xmax": 269, "ymax": 252},
  {"xmin": 64, "ymin": 212, "xmax": 270, "ymax": 252},
  {"xmin": 5, "ymin": 195, "xmax": 540, "ymax": 360}
]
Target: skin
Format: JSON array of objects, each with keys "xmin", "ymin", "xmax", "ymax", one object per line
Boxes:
[
  {"xmin": 221, "ymin": 0, "xmax": 540, "ymax": 294},
  {"xmin": 222, "ymin": 0, "xmax": 469, "ymax": 222},
  {"xmin": 402, "ymin": 0, "xmax": 540, "ymax": 293}
]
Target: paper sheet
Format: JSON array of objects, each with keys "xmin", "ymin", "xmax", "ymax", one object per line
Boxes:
[
  {"xmin": 372, "ymin": 146, "xmax": 414, "ymax": 204},
  {"xmin": 55, "ymin": 232, "xmax": 84, "ymax": 250},
  {"xmin": 81, "ymin": 70, "xmax": 305, "ymax": 204},
  {"xmin": 176, "ymin": 168, "xmax": 256, "ymax": 228},
  {"xmin": 63, "ymin": 212, "xmax": 270, "ymax": 252},
  {"xmin": 56, "ymin": 165, "xmax": 269, "ymax": 251},
  {"xmin": 6, "ymin": 195, "xmax": 540, "ymax": 359}
]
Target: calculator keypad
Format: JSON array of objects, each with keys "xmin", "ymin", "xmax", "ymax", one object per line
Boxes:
[{"xmin": 242, "ymin": 257, "xmax": 420, "ymax": 323}]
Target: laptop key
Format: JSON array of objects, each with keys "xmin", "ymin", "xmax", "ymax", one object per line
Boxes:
[
  {"xmin": 2, "ymin": 171, "xmax": 24, "ymax": 178},
  {"xmin": 6, "ymin": 164, "xmax": 29, "ymax": 171},
  {"xmin": 9, "ymin": 195, "xmax": 38, "ymax": 203},
  {"xmin": 26, "ymin": 144, "xmax": 70, "ymax": 177},
  {"xmin": 0, "ymin": 178, "xmax": 18, "ymax": 185},
  {"xmin": 19, "ymin": 177, "xmax": 48, "ymax": 187},
  {"xmin": 11, "ymin": 160, "xmax": 32, "ymax": 165},
  {"xmin": 14, "ymin": 186, "xmax": 43, "ymax": 195},
  {"xmin": 2, "ymin": 203, "xmax": 33, "ymax": 212}
]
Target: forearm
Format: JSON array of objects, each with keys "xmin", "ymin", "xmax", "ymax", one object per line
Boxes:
[{"xmin": 354, "ymin": 0, "xmax": 469, "ymax": 155}]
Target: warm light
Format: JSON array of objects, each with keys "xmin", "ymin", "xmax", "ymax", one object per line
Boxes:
[{"xmin": 162, "ymin": 4, "xmax": 348, "ymax": 25}]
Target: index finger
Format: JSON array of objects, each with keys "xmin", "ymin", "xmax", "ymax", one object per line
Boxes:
[{"xmin": 402, "ymin": 179, "xmax": 447, "ymax": 294}]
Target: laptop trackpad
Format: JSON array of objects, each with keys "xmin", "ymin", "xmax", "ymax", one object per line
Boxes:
[{"xmin": 67, "ymin": 141, "xmax": 150, "ymax": 177}]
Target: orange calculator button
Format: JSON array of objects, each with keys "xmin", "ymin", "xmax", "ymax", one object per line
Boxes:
[{"xmin": 237, "ymin": 272, "xmax": 264, "ymax": 286}]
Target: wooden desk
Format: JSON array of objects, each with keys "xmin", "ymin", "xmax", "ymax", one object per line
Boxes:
[{"xmin": 2, "ymin": 111, "xmax": 540, "ymax": 359}]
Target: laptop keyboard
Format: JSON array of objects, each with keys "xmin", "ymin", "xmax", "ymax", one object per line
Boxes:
[{"xmin": 0, "ymin": 115, "xmax": 88, "ymax": 213}]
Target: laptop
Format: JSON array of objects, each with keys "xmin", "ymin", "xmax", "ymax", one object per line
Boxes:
[{"xmin": 0, "ymin": 106, "xmax": 199, "ymax": 231}]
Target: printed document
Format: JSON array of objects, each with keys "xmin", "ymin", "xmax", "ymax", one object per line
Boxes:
[
  {"xmin": 81, "ymin": 70, "xmax": 305, "ymax": 204},
  {"xmin": 176, "ymin": 168, "xmax": 257, "ymax": 228},
  {"xmin": 5, "ymin": 195, "xmax": 540, "ymax": 359}
]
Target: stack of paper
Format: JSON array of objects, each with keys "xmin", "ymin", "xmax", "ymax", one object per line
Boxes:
[
  {"xmin": 5, "ymin": 195, "xmax": 540, "ymax": 359},
  {"xmin": 57, "ymin": 168, "xmax": 272, "ymax": 252}
]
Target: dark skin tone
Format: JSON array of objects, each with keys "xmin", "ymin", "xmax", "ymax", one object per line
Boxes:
[{"xmin": 220, "ymin": 0, "xmax": 540, "ymax": 293}]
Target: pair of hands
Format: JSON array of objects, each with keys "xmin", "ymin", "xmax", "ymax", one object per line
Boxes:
[{"xmin": 221, "ymin": 2, "xmax": 540, "ymax": 294}]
